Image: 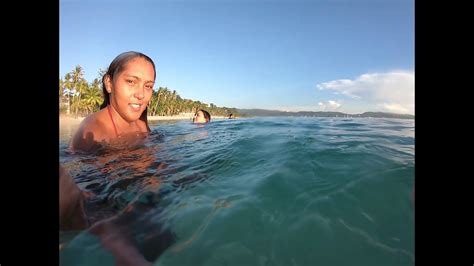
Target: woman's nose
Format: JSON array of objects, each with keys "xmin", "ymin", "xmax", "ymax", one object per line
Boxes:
[{"xmin": 134, "ymin": 86, "xmax": 144, "ymax": 99}]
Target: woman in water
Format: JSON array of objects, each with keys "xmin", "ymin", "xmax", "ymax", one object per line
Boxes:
[
  {"xmin": 63, "ymin": 52, "xmax": 175, "ymax": 265},
  {"xmin": 70, "ymin": 51, "xmax": 155, "ymax": 152},
  {"xmin": 193, "ymin": 109, "xmax": 211, "ymax": 124}
]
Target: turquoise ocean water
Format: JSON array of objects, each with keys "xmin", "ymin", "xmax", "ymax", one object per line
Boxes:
[{"xmin": 60, "ymin": 117, "xmax": 414, "ymax": 266}]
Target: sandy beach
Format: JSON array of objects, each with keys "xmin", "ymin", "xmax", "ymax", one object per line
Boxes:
[
  {"xmin": 60, "ymin": 113, "xmax": 228, "ymax": 125},
  {"xmin": 59, "ymin": 115, "xmax": 83, "ymax": 141},
  {"xmin": 60, "ymin": 114, "xmax": 228, "ymax": 140}
]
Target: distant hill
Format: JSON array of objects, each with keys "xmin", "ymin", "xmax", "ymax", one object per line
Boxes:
[
  {"xmin": 357, "ymin": 112, "xmax": 414, "ymax": 119},
  {"xmin": 237, "ymin": 109, "xmax": 414, "ymax": 119}
]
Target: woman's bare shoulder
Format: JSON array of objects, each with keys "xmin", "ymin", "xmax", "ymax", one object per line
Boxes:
[{"xmin": 70, "ymin": 111, "xmax": 111, "ymax": 151}]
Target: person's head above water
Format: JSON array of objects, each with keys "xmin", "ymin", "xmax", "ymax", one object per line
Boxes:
[
  {"xmin": 101, "ymin": 51, "xmax": 156, "ymax": 128},
  {"xmin": 71, "ymin": 51, "xmax": 156, "ymax": 151},
  {"xmin": 193, "ymin": 109, "xmax": 211, "ymax": 124}
]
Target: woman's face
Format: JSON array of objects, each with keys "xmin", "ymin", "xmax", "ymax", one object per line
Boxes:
[
  {"xmin": 106, "ymin": 57, "xmax": 155, "ymax": 123},
  {"xmin": 193, "ymin": 111, "xmax": 207, "ymax": 123}
]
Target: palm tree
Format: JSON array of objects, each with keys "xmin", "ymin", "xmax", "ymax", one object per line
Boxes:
[
  {"xmin": 82, "ymin": 86, "xmax": 103, "ymax": 114},
  {"xmin": 62, "ymin": 73, "xmax": 73, "ymax": 114},
  {"xmin": 71, "ymin": 67, "xmax": 86, "ymax": 116},
  {"xmin": 59, "ymin": 79, "xmax": 65, "ymax": 109},
  {"xmin": 61, "ymin": 64, "xmax": 243, "ymax": 117},
  {"xmin": 149, "ymin": 88, "xmax": 157, "ymax": 116}
]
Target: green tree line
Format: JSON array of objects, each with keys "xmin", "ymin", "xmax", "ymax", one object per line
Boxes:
[{"xmin": 59, "ymin": 65, "xmax": 240, "ymax": 117}]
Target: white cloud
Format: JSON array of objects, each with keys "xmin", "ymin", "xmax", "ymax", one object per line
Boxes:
[
  {"xmin": 317, "ymin": 71, "xmax": 414, "ymax": 114},
  {"xmin": 318, "ymin": 100, "xmax": 342, "ymax": 111}
]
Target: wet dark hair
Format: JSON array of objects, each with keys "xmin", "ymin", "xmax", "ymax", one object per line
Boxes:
[
  {"xmin": 197, "ymin": 109, "xmax": 211, "ymax": 122},
  {"xmin": 100, "ymin": 51, "xmax": 156, "ymax": 131}
]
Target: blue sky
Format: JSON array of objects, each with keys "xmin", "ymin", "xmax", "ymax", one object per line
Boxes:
[{"xmin": 60, "ymin": 0, "xmax": 414, "ymax": 114}]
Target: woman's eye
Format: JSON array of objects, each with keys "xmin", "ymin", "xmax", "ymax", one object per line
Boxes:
[{"xmin": 126, "ymin": 80, "xmax": 135, "ymax": 85}]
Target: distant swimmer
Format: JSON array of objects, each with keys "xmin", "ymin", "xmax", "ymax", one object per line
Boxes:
[{"xmin": 193, "ymin": 109, "xmax": 211, "ymax": 124}]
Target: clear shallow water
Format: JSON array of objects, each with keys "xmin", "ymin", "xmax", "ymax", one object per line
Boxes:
[{"xmin": 60, "ymin": 117, "xmax": 414, "ymax": 266}]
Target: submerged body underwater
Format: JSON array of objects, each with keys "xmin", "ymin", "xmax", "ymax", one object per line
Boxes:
[{"xmin": 60, "ymin": 117, "xmax": 414, "ymax": 266}]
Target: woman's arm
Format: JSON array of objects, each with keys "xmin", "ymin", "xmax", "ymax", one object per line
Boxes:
[
  {"xmin": 59, "ymin": 166, "xmax": 88, "ymax": 231},
  {"xmin": 88, "ymin": 216, "xmax": 153, "ymax": 266}
]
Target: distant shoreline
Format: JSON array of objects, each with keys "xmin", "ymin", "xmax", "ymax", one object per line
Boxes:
[
  {"xmin": 237, "ymin": 110, "xmax": 414, "ymax": 119},
  {"xmin": 59, "ymin": 114, "xmax": 229, "ymax": 141},
  {"xmin": 59, "ymin": 114, "xmax": 229, "ymax": 126}
]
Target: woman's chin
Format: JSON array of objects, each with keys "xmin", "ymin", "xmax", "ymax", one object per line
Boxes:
[{"xmin": 124, "ymin": 113, "xmax": 142, "ymax": 122}]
